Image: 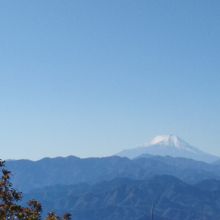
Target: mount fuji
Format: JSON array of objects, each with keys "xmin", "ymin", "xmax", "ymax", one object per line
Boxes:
[{"xmin": 117, "ymin": 135, "xmax": 219, "ymax": 163}]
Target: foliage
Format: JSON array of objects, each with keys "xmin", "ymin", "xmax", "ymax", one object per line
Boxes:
[{"xmin": 0, "ymin": 159, "xmax": 71, "ymax": 220}]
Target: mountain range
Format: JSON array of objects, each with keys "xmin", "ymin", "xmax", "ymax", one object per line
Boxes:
[
  {"xmin": 4, "ymin": 134, "xmax": 220, "ymax": 220},
  {"xmin": 23, "ymin": 176, "xmax": 220, "ymax": 220},
  {"xmin": 7, "ymin": 154, "xmax": 220, "ymax": 192}
]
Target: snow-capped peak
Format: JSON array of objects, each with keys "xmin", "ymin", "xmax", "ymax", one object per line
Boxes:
[
  {"xmin": 149, "ymin": 135, "xmax": 184, "ymax": 147},
  {"xmin": 145, "ymin": 134, "xmax": 199, "ymax": 153},
  {"xmin": 117, "ymin": 134, "xmax": 219, "ymax": 162}
]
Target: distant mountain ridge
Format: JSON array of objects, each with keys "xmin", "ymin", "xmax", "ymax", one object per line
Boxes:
[
  {"xmin": 7, "ymin": 154, "xmax": 220, "ymax": 192},
  {"xmin": 117, "ymin": 135, "xmax": 219, "ymax": 163}
]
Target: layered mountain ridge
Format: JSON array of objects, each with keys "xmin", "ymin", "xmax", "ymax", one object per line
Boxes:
[
  {"xmin": 24, "ymin": 176, "xmax": 220, "ymax": 220},
  {"xmin": 7, "ymin": 154, "xmax": 220, "ymax": 192},
  {"xmin": 4, "ymin": 135, "xmax": 220, "ymax": 220}
]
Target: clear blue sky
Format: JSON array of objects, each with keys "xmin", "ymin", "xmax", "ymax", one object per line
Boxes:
[{"xmin": 0, "ymin": 0, "xmax": 220, "ymax": 160}]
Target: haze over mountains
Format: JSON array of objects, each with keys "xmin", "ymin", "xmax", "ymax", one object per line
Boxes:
[
  {"xmin": 7, "ymin": 134, "xmax": 220, "ymax": 192},
  {"xmin": 117, "ymin": 135, "xmax": 219, "ymax": 163},
  {"xmin": 5, "ymin": 135, "xmax": 220, "ymax": 219}
]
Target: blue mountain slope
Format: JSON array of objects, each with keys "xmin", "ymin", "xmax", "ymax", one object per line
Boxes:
[{"xmin": 24, "ymin": 176, "xmax": 220, "ymax": 220}]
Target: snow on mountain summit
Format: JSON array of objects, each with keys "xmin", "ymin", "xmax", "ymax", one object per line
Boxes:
[
  {"xmin": 117, "ymin": 134, "xmax": 219, "ymax": 163},
  {"xmin": 149, "ymin": 135, "xmax": 184, "ymax": 146},
  {"xmin": 145, "ymin": 135, "xmax": 199, "ymax": 153}
]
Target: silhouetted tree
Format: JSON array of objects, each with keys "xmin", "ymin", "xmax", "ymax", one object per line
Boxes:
[{"xmin": 0, "ymin": 159, "xmax": 71, "ymax": 220}]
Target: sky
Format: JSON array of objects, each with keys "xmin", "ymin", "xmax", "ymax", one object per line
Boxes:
[{"xmin": 0, "ymin": 0, "xmax": 220, "ymax": 160}]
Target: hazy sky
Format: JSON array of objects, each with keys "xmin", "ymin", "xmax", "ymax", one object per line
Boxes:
[{"xmin": 0, "ymin": 0, "xmax": 220, "ymax": 160}]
